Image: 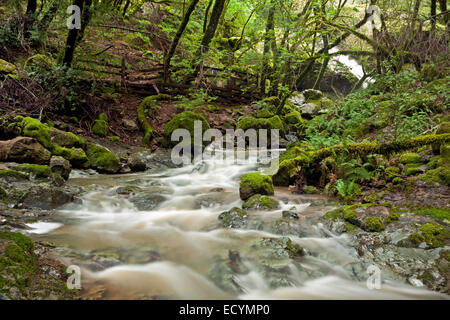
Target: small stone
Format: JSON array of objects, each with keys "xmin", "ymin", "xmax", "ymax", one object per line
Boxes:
[
  {"xmin": 408, "ymin": 277, "xmax": 424, "ymax": 287},
  {"xmin": 123, "ymin": 119, "xmax": 139, "ymax": 131}
]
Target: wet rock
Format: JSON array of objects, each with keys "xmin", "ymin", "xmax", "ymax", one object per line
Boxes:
[
  {"xmin": 50, "ymin": 156, "xmax": 71, "ymax": 180},
  {"xmin": 129, "ymin": 194, "xmax": 167, "ymax": 211},
  {"xmin": 282, "ymin": 210, "xmax": 299, "ymax": 220},
  {"xmin": 242, "ymin": 194, "xmax": 279, "ymax": 210},
  {"xmin": 21, "ymin": 185, "xmax": 75, "ymax": 210},
  {"xmin": 127, "ymin": 153, "xmax": 147, "ymax": 172},
  {"xmin": 239, "ymin": 172, "xmax": 274, "ymax": 200},
  {"xmin": 0, "ymin": 137, "xmax": 51, "ymax": 165},
  {"xmin": 218, "ymin": 207, "xmax": 248, "ymax": 228}
]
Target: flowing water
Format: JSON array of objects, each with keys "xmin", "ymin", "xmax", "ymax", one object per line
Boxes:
[{"xmin": 29, "ymin": 149, "xmax": 447, "ymax": 300}]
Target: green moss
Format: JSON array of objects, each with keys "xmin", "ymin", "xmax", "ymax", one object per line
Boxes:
[
  {"xmin": 440, "ymin": 144, "xmax": 450, "ymax": 162},
  {"xmin": 16, "ymin": 116, "xmax": 52, "ymax": 149},
  {"xmin": 163, "ymin": 111, "xmax": 210, "ymax": 148},
  {"xmin": 0, "ymin": 59, "xmax": 17, "ymax": 74},
  {"xmin": 98, "ymin": 113, "xmax": 108, "ymax": 122},
  {"xmin": 392, "ymin": 177, "xmax": 404, "ymax": 184},
  {"xmin": 15, "ymin": 164, "xmax": 51, "ymax": 179},
  {"xmin": 404, "ymin": 167, "xmax": 423, "ymax": 176},
  {"xmin": 364, "ymin": 217, "xmax": 385, "ymax": 232},
  {"xmin": 422, "ymin": 166, "xmax": 450, "ymax": 186},
  {"xmin": 92, "ymin": 120, "xmax": 109, "ymax": 137},
  {"xmin": 50, "ymin": 128, "xmax": 85, "ymax": 148},
  {"xmin": 432, "ymin": 122, "xmax": 450, "ymax": 153},
  {"xmin": 236, "ymin": 115, "xmax": 285, "ymax": 133},
  {"xmin": 239, "ymin": 172, "xmax": 274, "ymax": 200},
  {"xmin": 273, "ymin": 152, "xmax": 312, "ymax": 187},
  {"xmin": 85, "ymin": 142, "xmax": 120, "ymax": 173},
  {"xmin": 415, "ymin": 207, "xmax": 450, "ymax": 222},
  {"xmin": 385, "ymin": 166, "xmax": 400, "ymax": 181},
  {"xmin": 109, "ymin": 136, "xmax": 120, "ymax": 142},
  {"xmin": 140, "ymin": 96, "xmax": 161, "ymax": 118},
  {"xmin": 399, "ymin": 152, "xmax": 422, "ymax": 164},
  {"xmin": 304, "ymin": 185, "xmax": 319, "ymax": 194},
  {"xmin": 345, "ymin": 223, "xmax": 356, "ymax": 231},
  {"xmin": 384, "ymin": 212, "xmax": 400, "ymax": 224},
  {"xmin": 418, "ymin": 222, "xmax": 450, "ymax": 248},
  {"xmin": 426, "ymin": 156, "xmax": 441, "ymax": 170},
  {"xmin": 284, "ymin": 110, "xmax": 303, "ymax": 125},
  {"xmin": 242, "ymin": 194, "xmax": 279, "ymax": 210},
  {"xmin": 52, "ymin": 145, "xmax": 90, "ymax": 168},
  {"xmin": 0, "ymin": 169, "xmax": 29, "ymax": 180},
  {"xmin": 256, "ymin": 108, "xmax": 275, "ymax": 119}
]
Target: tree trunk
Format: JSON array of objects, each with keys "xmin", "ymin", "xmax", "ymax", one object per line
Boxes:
[
  {"xmin": 39, "ymin": 0, "xmax": 64, "ymax": 34},
  {"xmin": 23, "ymin": 0, "xmax": 37, "ymax": 40},
  {"xmin": 431, "ymin": 0, "xmax": 437, "ymax": 31},
  {"xmin": 163, "ymin": 0, "xmax": 200, "ymax": 82},
  {"xmin": 62, "ymin": 0, "xmax": 85, "ymax": 67},
  {"xmin": 75, "ymin": 0, "xmax": 93, "ymax": 45},
  {"xmin": 261, "ymin": 0, "xmax": 275, "ymax": 96}
]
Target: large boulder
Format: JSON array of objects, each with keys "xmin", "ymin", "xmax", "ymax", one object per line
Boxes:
[
  {"xmin": 163, "ymin": 111, "xmax": 210, "ymax": 148},
  {"xmin": 85, "ymin": 142, "xmax": 120, "ymax": 173},
  {"xmin": 0, "ymin": 137, "xmax": 51, "ymax": 164},
  {"xmin": 239, "ymin": 172, "xmax": 274, "ymax": 200}
]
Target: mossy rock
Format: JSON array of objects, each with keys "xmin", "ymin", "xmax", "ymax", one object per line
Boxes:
[
  {"xmin": 399, "ymin": 152, "xmax": 422, "ymax": 164},
  {"xmin": 421, "ymin": 166, "xmax": 450, "ymax": 186},
  {"xmin": 98, "ymin": 113, "xmax": 108, "ymax": 122},
  {"xmin": 0, "ymin": 169, "xmax": 29, "ymax": 180},
  {"xmin": 415, "ymin": 207, "xmax": 450, "ymax": 222},
  {"xmin": 14, "ymin": 164, "xmax": 51, "ymax": 180},
  {"xmin": 109, "ymin": 136, "xmax": 120, "ymax": 143},
  {"xmin": 304, "ymin": 185, "xmax": 319, "ymax": 194},
  {"xmin": 440, "ymin": 144, "xmax": 449, "ymax": 162},
  {"xmin": 16, "ymin": 116, "xmax": 52, "ymax": 149},
  {"xmin": 385, "ymin": 166, "xmax": 400, "ymax": 181},
  {"xmin": 242, "ymin": 194, "xmax": 279, "ymax": 210},
  {"xmin": 236, "ymin": 115, "xmax": 285, "ymax": 134},
  {"xmin": 85, "ymin": 142, "xmax": 120, "ymax": 173},
  {"xmin": 92, "ymin": 120, "xmax": 109, "ymax": 138},
  {"xmin": 426, "ymin": 156, "xmax": 441, "ymax": 170},
  {"xmin": 364, "ymin": 217, "xmax": 385, "ymax": 232},
  {"xmin": 52, "ymin": 145, "xmax": 90, "ymax": 168},
  {"xmin": 50, "ymin": 128, "xmax": 85, "ymax": 148},
  {"xmin": 163, "ymin": 111, "xmax": 210, "ymax": 148},
  {"xmin": 239, "ymin": 172, "xmax": 274, "ymax": 200},
  {"xmin": 403, "ymin": 222, "xmax": 450, "ymax": 248},
  {"xmin": 272, "ymin": 152, "xmax": 312, "ymax": 187},
  {"xmin": 404, "ymin": 167, "xmax": 423, "ymax": 176},
  {"xmin": 284, "ymin": 110, "xmax": 303, "ymax": 125}
]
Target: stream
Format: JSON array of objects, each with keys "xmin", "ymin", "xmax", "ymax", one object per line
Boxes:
[{"xmin": 24, "ymin": 149, "xmax": 448, "ymax": 300}]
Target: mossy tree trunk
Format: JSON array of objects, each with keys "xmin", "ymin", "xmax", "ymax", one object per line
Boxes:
[
  {"xmin": 260, "ymin": 0, "xmax": 275, "ymax": 96},
  {"xmin": 38, "ymin": 0, "xmax": 64, "ymax": 34}
]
